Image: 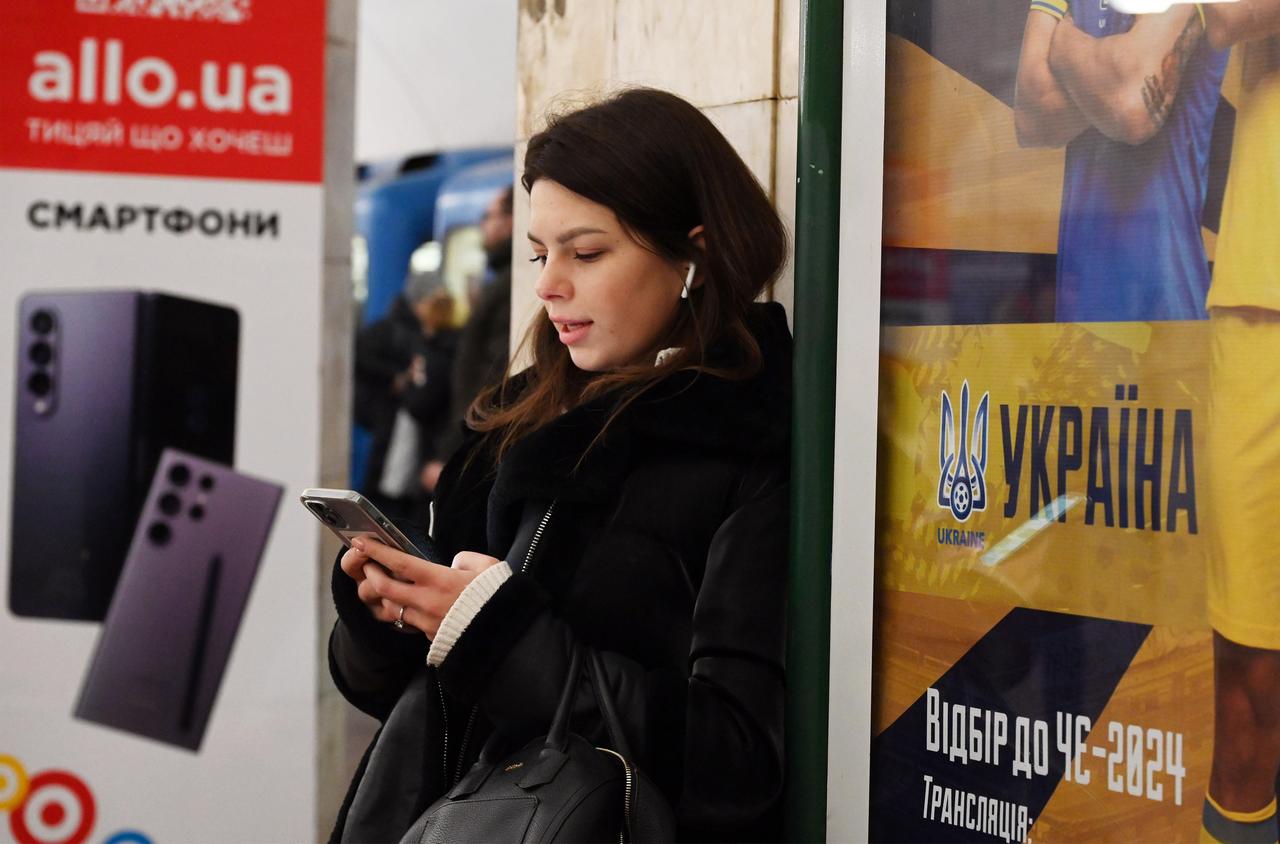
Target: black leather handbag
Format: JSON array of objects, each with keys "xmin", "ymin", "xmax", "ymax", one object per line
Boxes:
[{"xmin": 399, "ymin": 646, "xmax": 676, "ymax": 843}]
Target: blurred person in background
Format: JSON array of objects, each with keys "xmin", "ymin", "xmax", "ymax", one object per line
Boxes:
[
  {"xmin": 354, "ymin": 270, "xmax": 458, "ymax": 520},
  {"xmin": 420, "ymin": 185, "xmax": 514, "ymax": 493}
]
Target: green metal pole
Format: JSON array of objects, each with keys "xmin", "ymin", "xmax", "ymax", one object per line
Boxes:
[{"xmin": 785, "ymin": 0, "xmax": 842, "ymax": 841}]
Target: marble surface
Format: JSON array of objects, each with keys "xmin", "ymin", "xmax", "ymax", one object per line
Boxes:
[
  {"xmin": 704, "ymin": 98, "xmax": 777, "ymax": 195},
  {"xmin": 771, "ymin": 96, "xmax": 798, "ymax": 316},
  {"xmin": 612, "ymin": 0, "xmax": 776, "ymax": 108},
  {"xmin": 779, "ymin": 0, "xmax": 800, "ymax": 98},
  {"xmin": 517, "ymin": 0, "xmax": 617, "ymax": 139}
]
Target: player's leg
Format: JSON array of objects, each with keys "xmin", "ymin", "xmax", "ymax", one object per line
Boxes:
[
  {"xmin": 1204, "ymin": 633, "xmax": 1280, "ymax": 842},
  {"xmin": 1204, "ymin": 307, "xmax": 1280, "ymax": 842}
]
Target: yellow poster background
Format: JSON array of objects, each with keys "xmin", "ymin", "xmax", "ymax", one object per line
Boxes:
[
  {"xmin": 871, "ymin": 8, "xmax": 1265, "ymax": 840},
  {"xmin": 879, "ymin": 321, "xmax": 1209, "ymax": 629}
]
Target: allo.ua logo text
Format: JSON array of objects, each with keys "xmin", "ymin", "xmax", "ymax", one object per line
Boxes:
[{"xmin": 938, "ymin": 381, "xmax": 990, "ymax": 522}]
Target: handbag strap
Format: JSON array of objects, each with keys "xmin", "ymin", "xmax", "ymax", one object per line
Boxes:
[
  {"xmin": 472, "ymin": 643, "xmax": 636, "ymax": 764},
  {"xmin": 543, "ymin": 642, "xmax": 636, "ymax": 763},
  {"xmin": 544, "ymin": 645, "xmax": 584, "ymax": 752},
  {"xmin": 470, "ymin": 643, "xmax": 583, "ymax": 766},
  {"xmin": 586, "ymin": 648, "xmax": 634, "ymax": 762}
]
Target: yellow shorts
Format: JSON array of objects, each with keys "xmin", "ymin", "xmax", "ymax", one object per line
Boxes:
[{"xmin": 1207, "ymin": 307, "xmax": 1280, "ymax": 648}]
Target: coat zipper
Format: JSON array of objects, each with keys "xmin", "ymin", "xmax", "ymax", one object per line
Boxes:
[
  {"xmin": 519, "ymin": 502, "xmax": 556, "ymax": 576},
  {"xmin": 437, "ymin": 680, "xmax": 450, "ymax": 780},
  {"xmin": 443, "ymin": 501, "xmax": 557, "ymax": 785}
]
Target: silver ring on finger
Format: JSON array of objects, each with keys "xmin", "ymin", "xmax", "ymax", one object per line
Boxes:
[{"xmin": 393, "ymin": 604, "xmax": 406, "ymax": 630}]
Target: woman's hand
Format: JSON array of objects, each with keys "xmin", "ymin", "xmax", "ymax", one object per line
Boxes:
[{"xmin": 339, "ymin": 537, "xmax": 502, "ymax": 637}]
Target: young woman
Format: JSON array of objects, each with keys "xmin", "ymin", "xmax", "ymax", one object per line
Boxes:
[{"xmin": 329, "ymin": 87, "xmax": 791, "ymax": 843}]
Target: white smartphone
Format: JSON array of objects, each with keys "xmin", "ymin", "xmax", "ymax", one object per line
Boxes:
[{"xmin": 299, "ymin": 488, "xmax": 427, "ymax": 559}]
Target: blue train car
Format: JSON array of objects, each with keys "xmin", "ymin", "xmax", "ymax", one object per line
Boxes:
[
  {"xmin": 350, "ymin": 149, "xmax": 513, "ymax": 490},
  {"xmin": 354, "ymin": 148, "xmax": 509, "ymax": 326},
  {"xmin": 433, "ymin": 157, "xmax": 517, "ymax": 321}
]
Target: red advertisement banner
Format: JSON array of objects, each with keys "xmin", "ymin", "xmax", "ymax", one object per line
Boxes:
[{"xmin": 0, "ymin": 0, "xmax": 325, "ymax": 183}]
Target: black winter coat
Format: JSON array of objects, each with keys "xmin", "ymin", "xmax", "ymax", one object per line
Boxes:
[{"xmin": 329, "ymin": 302, "xmax": 792, "ymax": 843}]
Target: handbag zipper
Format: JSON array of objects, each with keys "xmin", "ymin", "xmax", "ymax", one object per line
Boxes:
[
  {"xmin": 596, "ymin": 746, "xmax": 634, "ymax": 842},
  {"xmin": 445, "ymin": 501, "xmax": 557, "ymax": 785}
]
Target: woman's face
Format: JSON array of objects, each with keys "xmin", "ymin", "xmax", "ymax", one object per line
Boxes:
[{"xmin": 527, "ymin": 179, "xmax": 686, "ymax": 372}]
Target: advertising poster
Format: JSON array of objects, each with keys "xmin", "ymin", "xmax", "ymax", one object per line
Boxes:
[
  {"xmin": 869, "ymin": 2, "xmax": 1280, "ymax": 842},
  {"xmin": 0, "ymin": 1, "xmax": 327, "ymax": 842}
]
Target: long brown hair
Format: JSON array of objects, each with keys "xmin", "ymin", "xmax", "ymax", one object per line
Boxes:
[{"xmin": 468, "ymin": 88, "xmax": 788, "ymax": 460}]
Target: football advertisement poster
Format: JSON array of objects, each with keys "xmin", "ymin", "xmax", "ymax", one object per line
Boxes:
[{"xmin": 870, "ymin": 2, "xmax": 1280, "ymax": 842}]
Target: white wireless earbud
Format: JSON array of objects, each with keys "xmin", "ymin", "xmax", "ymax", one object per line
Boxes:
[{"xmin": 682, "ymin": 263, "xmax": 696, "ymax": 300}]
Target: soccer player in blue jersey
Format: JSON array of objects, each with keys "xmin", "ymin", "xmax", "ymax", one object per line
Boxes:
[{"xmin": 1015, "ymin": 0, "xmax": 1227, "ymax": 322}]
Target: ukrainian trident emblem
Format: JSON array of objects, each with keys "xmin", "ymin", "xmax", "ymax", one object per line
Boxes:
[{"xmin": 938, "ymin": 381, "xmax": 989, "ymax": 522}]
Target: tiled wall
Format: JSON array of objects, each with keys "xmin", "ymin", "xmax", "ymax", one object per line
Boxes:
[{"xmin": 511, "ymin": 0, "xmax": 801, "ymax": 358}]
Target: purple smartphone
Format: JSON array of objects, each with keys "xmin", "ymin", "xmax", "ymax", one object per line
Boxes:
[
  {"xmin": 10, "ymin": 290, "xmax": 239, "ymax": 621},
  {"xmin": 74, "ymin": 449, "xmax": 281, "ymax": 751}
]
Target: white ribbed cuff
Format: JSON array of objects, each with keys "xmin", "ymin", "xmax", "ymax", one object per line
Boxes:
[{"xmin": 426, "ymin": 561, "xmax": 513, "ymax": 667}]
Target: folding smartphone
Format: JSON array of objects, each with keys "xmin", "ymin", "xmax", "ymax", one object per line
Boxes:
[
  {"xmin": 9, "ymin": 290, "xmax": 239, "ymax": 621},
  {"xmin": 74, "ymin": 449, "xmax": 281, "ymax": 751}
]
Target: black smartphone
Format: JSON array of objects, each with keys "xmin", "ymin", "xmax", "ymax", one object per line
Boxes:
[
  {"xmin": 299, "ymin": 488, "xmax": 427, "ymax": 558},
  {"xmin": 74, "ymin": 449, "xmax": 282, "ymax": 751},
  {"xmin": 9, "ymin": 290, "xmax": 239, "ymax": 621}
]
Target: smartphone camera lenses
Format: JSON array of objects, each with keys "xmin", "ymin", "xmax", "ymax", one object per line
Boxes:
[
  {"xmin": 26, "ymin": 309, "xmax": 58, "ymax": 415},
  {"xmin": 28, "ymin": 342, "xmax": 52, "ymax": 366},
  {"xmin": 306, "ymin": 500, "xmax": 344, "ymax": 528},
  {"xmin": 147, "ymin": 521, "xmax": 172, "ymax": 546},
  {"xmin": 158, "ymin": 493, "xmax": 182, "ymax": 516},
  {"xmin": 27, "ymin": 372, "xmax": 52, "ymax": 396},
  {"xmin": 151, "ymin": 469, "xmax": 199, "ymax": 543},
  {"xmin": 30, "ymin": 310, "xmax": 54, "ymax": 335}
]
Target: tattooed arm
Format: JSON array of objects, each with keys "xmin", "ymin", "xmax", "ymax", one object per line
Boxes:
[
  {"xmin": 1205, "ymin": 0, "xmax": 1280, "ymax": 50},
  {"xmin": 1047, "ymin": 7, "xmax": 1203, "ymax": 146},
  {"xmin": 1014, "ymin": 9, "xmax": 1090, "ymax": 148}
]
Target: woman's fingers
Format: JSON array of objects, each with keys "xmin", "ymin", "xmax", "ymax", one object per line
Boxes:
[
  {"xmin": 353, "ymin": 536, "xmax": 435, "ymax": 584},
  {"xmin": 380, "ymin": 598, "xmax": 418, "ymax": 632},
  {"xmin": 363, "ymin": 568, "xmax": 428, "ymax": 632},
  {"xmin": 356, "ymin": 575, "xmax": 385, "ymax": 612},
  {"xmin": 348, "ymin": 541, "xmax": 498, "ymax": 636},
  {"xmin": 363, "ymin": 560, "xmax": 475, "ymax": 638},
  {"xmin": 339, "ymin": 544, "xmax": 370, "ymax": 580},
  {"xmin": 451, "ymin": 551, "xmax": 502, "ymax": 572},
  {"xmin": 362, "ymin": 563, "xmax": 421, "ymax": 612}
]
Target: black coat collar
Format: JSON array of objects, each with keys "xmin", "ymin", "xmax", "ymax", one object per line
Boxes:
[
  {"xmin": 492, "ymin": 302, "xmax": 791, "ymax": 503},
  {"xmin": 435, "ymin": 302, "xmax": 792, "ymax": 556}
]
